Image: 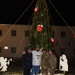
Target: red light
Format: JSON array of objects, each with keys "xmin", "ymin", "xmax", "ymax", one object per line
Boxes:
[
  {"xmin": 34, "ymin": 7, "xmax": 38, "ymax": 12},
  {"xmin": 37, "ymin": 26, "xmax": 43, "ymax": 32},
  {"xmin": 50, "ymin": 38, "xmax": 55, "ymax": 43}
]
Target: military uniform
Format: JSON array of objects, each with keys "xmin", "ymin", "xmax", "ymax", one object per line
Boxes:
[
  {"xmin": 41, "ymin": 51, "xmax": 49, "ymax": 75},
  {"xmin": 48, "ymin": 53, "xmax": 57, "ymax": 75}
]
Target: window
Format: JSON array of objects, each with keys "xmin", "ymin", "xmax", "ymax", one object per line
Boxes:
[
  {"xmin": 0, "ymin": 30, "xmax": 2, "ymax": 36},
  {"xmin": 56, "ymin": 42, "xmax": 60, "ymax": 46},
  {"xmin": 11, "ymin": 47, "xmax": 16, "ymax": 53},
  {"xmin": 60, "ymin": 48, "xmax": 65, "ymax": 54},
  {"xmin": 73, "ymin": 48, "xmax": 75, "ymax": 54},
  {"xmin": 0, "ymin": 47, "xmax": 2, "ymax": 53},
  {"xmin": 11, "ymin": 30, "xmax": 16, "ymax": 36},
  {"xmin": 68, "ymin": 42, "xmax": 72, "ymax": 46},
  {"xmin": 61, "ymin": 31, "xmax": 66, "ymax": 38},
  {"xmin": 25, "ymin": 30, "xmax": 30, "ymax": 37},
  {"xmin": 51, "ymin": 31, "xmax": 54, "ymax": 37}
]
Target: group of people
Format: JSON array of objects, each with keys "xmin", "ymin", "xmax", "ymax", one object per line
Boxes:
[
  {"xmin": 22, "ymin": 47, "xmax": 57, "ymax": 75},
  {"xmin": 41, "ymin": 49, "xmax": 57, "ymax": 75}
]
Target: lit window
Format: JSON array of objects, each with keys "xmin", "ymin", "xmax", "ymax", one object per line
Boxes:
[{"xmin": 4, "ymin": 46, "xmax": 8, "ymax": 49}]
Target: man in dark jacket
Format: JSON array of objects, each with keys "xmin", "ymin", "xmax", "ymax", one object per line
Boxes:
[{"xmin": 22, "ymin": 48, "xmax": 32, "ymax": 75}]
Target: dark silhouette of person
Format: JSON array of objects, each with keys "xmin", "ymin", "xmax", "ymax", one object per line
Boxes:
[{"xmin": 22, "ymin": 48, "xmax": 32, "ymax": 75}]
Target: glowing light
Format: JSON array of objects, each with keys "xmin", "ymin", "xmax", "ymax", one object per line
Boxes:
[
  {"xmin": 50, "ymin": 38, "xmax": 55, "ymax": 43},
  {"xmin": 4, "ymin": 46, "xmax": 8, "ymax": 49},
  {"xmin": 34, "ymin": 7, "xmax": 38, "ymax": 12}
]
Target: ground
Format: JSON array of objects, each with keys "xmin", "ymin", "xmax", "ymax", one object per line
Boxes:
[
  {"xmin": 0, "ymin": 59, "xmax": 75, "ymax": 75},
  {"xmin": 0, "ymin": 69, "xmax": 75, "ymax": 75}
]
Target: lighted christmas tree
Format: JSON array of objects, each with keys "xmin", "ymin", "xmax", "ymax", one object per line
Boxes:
[{"xmin": 30, "ymin": 0, "xmax": 54, "ymax": 50}]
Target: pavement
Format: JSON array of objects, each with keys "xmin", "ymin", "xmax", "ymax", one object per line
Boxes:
[
  {"xmin": 39, "ymin": 73, "xmax": 64, "ymax": 75},
  {"xmin": 38, "ymin": 70, "xmax": 75, "ymax": 75}
]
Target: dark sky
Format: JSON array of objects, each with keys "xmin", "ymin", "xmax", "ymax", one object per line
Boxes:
[{"xmin": 0, "ymin": 0, "xmax": 75, "ymax": 26}]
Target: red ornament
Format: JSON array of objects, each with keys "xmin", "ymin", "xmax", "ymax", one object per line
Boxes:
[
  {"xmin": 37, "ymin": 25, "xmax": 43, "ymax": 32},
  {"xmin": 37, "ymin": 26, "xmax": 42, "ymax": 32},
  {"xmin": 50, "ymin": 38, "xmax": 55, "ymax": 43},
  {"xmin": 34, "ymin": 7, "xmax": 38, "ymax": 12}
]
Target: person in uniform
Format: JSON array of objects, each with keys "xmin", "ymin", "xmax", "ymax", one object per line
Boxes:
[
  {"xmin": 41, "ymin": 49, "xmax": 49, "ymax": 75},
  {"xmin": 48, "ymin": 50, "xmax": 57, "ymax": 75}
]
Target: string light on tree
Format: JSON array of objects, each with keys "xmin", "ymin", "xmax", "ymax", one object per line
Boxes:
[
  {"xmin": 37, "ymin": 25, "xmax": 43, "ymax": 32},
  {"xmin": 30, "ymin": 0, "xmax": 52, "ymax": 49},
  {"xmin": 50, "ymin": 38, "xmax": 55, "ymax": 43},
  {"xmin": 34, "ymin": 7, "xmax": 38, "ymax": 12}
]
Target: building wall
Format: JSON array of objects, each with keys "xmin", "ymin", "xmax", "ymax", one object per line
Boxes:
[
  {"xmin": 51, "ymin": 26, "xmax": 75, "ymax": 59},
  {"xmin": 0, "ymin": 24, "xmax": 75, "ymax": 60},
  {"xmin": 0, "ymin": 24, "xmax": 31, "ymax": 58}
]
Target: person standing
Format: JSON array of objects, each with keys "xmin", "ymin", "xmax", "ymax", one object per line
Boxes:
[
  {"xmin": 31, "ymin": 47, "xmax": 42, "ymax": 75},
  {"xmin": 48, "ymin": 50, "xmax": 57, "ymax": 75},
  {"xmin": 22, "ymin": 48, "xmax": 32, "ymax": 75},
  {"xmin": 41, "ymin": 49, "xmax": 49, "ymax": 75}
]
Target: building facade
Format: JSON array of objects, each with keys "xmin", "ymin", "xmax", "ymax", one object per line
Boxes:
[
  {"xmin": 0, "ymin": 24, "xmax": 75, "ymax": 60},
  {"xmin": 51, "ymin": 26, "xmax": 75, "ymax": 60},
  {"xmin": 0, "ymin": 24, "xmax": 31, "ymax": 58}
]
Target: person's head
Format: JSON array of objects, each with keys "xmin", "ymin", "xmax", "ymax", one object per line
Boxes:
[
  {"xmin": 22, "ymin": 51, "xmax": 26, "ymax": 54},
  {"xmin": 36, "ymin": 47, "xmax": 40, "ymax": 51},
  {"xmin": 27, "ymin": 48, "xmax": 32, "ymax": 53},
  {"xmin": 42, "ymin": 49, "xmax": 46, "ymax": 54},
  {"xmin": 48, "ymin": 50, "xmax": 53, "ymax": 55}
]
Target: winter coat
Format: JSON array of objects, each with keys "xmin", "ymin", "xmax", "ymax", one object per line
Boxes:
[{"xmin": 22, "ymin": 52, "xmax": 32, "ymax": 69}]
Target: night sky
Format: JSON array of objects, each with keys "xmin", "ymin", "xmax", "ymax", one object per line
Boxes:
[{"xmin": 0, "ymin": 0, "xmax": 75, "ymax": 26}]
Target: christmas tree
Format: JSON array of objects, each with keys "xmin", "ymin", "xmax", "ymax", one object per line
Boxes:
[{"xmin": 30, "ymin": 0, "xmax": 54, "ymax": 50}]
